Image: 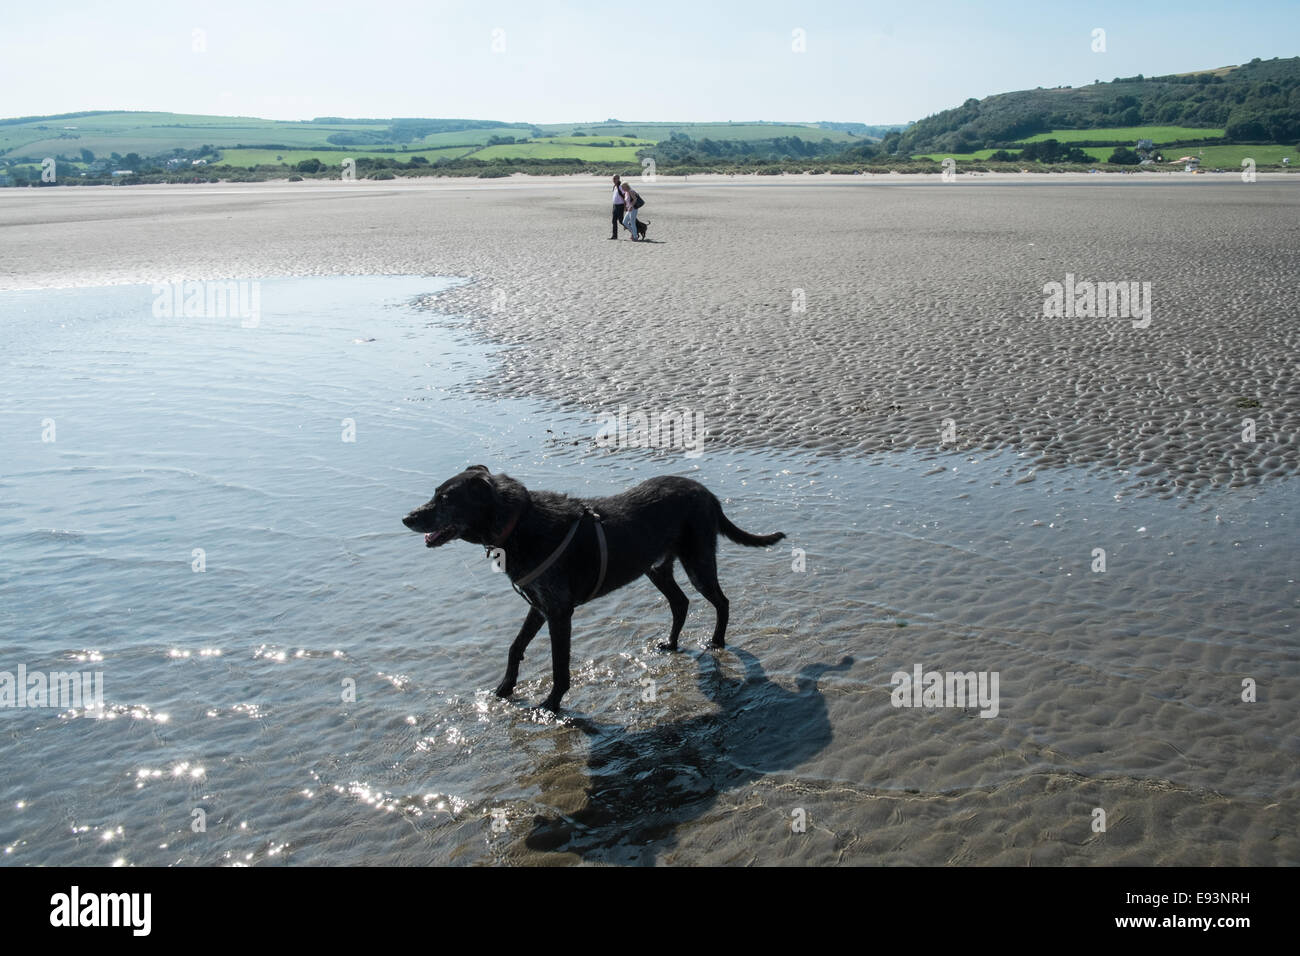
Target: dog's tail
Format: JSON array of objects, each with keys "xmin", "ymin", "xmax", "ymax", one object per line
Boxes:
[{"xmin": 718, "ymin": 509, "xmax": 785, "ymax": 548}]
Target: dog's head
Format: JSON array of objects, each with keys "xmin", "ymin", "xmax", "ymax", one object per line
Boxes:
[{"xmin": 402, "ymin": 464, "xmax": 499, "ymax": 548}]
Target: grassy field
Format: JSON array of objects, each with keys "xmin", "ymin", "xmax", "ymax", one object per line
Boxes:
[
  {"xmin": 540, "ymin": 135, "xmax": 657, "ymax": 147},
  {"xmin": 5, "ymin": 111, "xmax": 1290, "ymax": 173},
  {"xmin": 216, "ymin": 146, "xmax": 479, "ymax": 166},
  {"xmin": 218, "ymin": 134, "xmax": 656, "ymax": 166},
  {"xmin": 1016, "ymin": 126, "xmax": 1224, "ymax": 144},
  {"xmin": 468, "ymin": 141, "xmax": 646, "ymax": 161},
  {"xmin": 917, "ymin": 149, "xmax": 998, "ymax": 162},
  {"xmin": 534, "ymin": 121, "xmax": 862, "ymax": 142},
  {"xmin": 1185, "ymin": 144, "xmax": 1297, "ymax": 167},
  {"xmin": 1, "ymin": 113, "xmax": 866, "ymax": 163},
  {"xmin": 0, "ymin": 112, "xmax": 390, "ymax": 159},
  {"xmin": 413, "ymin": 127, "xmax": 537, "ymax": 146}
]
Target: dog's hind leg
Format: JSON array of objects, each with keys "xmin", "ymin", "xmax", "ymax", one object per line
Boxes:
[
  {"xmin": 680, "ymin": 550, "xmax": 730, "ymax": 648},
  {"xmin": 646, "ymin": 560, "xmax": 689, "ymax": 651},
  {"xmin": 541, "ymin": 610, "xmax": 573, "ymax": 711},
  {"xmin": 496, "ymin": 606, "xmax": 545, "ymax": 699}
]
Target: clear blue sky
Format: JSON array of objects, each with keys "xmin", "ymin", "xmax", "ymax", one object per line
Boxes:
[{"xmin": 2, "ymin": 0, "xmax": 1296, "ymax": 123}]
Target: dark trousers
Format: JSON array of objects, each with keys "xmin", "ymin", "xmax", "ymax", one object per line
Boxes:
[{"xmin": 612, "ymin": 204, "xmax": 647, "ymax": 237}]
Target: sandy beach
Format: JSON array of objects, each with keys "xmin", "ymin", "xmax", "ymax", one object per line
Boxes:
[
  {"xmin": 1, "ymin": 176, "xmax": 1296, "ymax": 867},
  {"xmin": 3, "ymin": 174, "xmax": 1296, "ymax": 494}
]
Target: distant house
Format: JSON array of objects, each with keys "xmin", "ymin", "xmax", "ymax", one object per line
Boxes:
[
  {"xmin": 1184, "ymin": 157, "xmax": 1200, "ymax": 172},
  {"xmin": 111, "ymin": 169, "xmax": 134, "ymax": 176},
  {"xmin": 191, "ymin": 159, "xmax": 207, "ymax": 166}
]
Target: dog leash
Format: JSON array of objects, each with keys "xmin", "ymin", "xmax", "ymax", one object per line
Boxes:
[{"xmin": 495, "ymin": 507, "xmax": 607, "ymax": 605}]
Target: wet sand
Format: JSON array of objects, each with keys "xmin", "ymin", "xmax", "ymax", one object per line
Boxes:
[
  {"xmin": 1, "ymin": 178, "xmax": 1296, "ymax": 867},
  {"xmin": 3, "ymin": 174, "xmax": 1296, "ymax": 494}
]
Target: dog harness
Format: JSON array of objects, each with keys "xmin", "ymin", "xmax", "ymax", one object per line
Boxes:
[{"xmin": 489, "ymin": 506, "xmax": 608, "ymax": 606}]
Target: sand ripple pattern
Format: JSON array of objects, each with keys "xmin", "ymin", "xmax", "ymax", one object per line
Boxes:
[
  {"xmin": 412, "ymin": 179, "xmax": 1299, "ymax": 495},
  {"xmin": 3, "ymin": 178, "xmax": 1293, "ymax": 495}
]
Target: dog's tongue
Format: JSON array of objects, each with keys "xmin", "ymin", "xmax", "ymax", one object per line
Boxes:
[{"xmin": 423, "ymin": 527, "xmax": 455, "ymax": 548}]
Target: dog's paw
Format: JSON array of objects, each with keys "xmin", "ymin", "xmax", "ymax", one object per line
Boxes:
[
  {"xmin": 494, "ymin": 682, "xmax": 515, "ymax": 699},
  {"xmin": 540, "ymin": 694, "xmax": 565, "ymax": 712},
  {"xmin": 656, "ymin": 641, "xmax": 679, "ymax": 652}
]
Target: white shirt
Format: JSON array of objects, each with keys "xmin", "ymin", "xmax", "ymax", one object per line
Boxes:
[{"xmin": 613, "ymin": 184, "xmax": 624, "ymax": 204}]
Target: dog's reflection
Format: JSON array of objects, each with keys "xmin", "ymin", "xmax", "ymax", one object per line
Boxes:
[{"xmin": 521, "ymin": 649, "xmax": 853, "ymax": 864}]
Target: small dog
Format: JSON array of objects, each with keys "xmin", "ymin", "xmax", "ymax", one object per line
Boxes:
[{"xmin": 403, "ymin": 466, "xmax": 785, "ymax": 710}]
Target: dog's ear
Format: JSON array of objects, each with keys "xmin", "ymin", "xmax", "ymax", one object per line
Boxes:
[{"xmin": 467, "ymin": 464, "xmax": 490, "ymax": 474}]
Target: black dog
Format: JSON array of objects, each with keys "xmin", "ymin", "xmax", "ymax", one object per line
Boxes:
[{"xmin": 402, "ymin": 466, "xmax": 784, "ymax": 711}]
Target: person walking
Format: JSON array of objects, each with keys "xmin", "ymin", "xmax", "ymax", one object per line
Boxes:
[
  {"xmin": 609, "ymin": 174, "xmax": 625, "ymax": 240},
  {"xmin": 620, "ymin": 181, "xmax": 648, "ymax": 241}
]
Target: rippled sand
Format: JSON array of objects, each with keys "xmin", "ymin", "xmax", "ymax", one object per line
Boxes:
[{"xmin": 3, "ymin": 175, "xmax": 1294, "ymax": 493}]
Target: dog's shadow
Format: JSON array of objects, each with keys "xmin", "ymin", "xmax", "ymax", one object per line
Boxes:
[{"xmin": 521, "ymin": 649, "xmax": 853, "ymax": 864}]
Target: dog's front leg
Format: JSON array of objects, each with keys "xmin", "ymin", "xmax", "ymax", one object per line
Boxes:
[
  {"xmin": 541, "ymin": 609, "xmax": 573, "ymax": 711},
  {"xmin": 496, "ymin": 606, "xmax": 545, "ymax": 699}
]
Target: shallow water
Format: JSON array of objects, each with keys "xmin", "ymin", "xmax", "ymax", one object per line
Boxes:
[{"xmin": 1, "ymin": 276, "xmax": 1295, "ymax": 865}]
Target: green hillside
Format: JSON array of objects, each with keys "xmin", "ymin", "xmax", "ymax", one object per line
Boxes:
[
  {"xmin": 0, "ymin": 111, "xmax": 868, "ymax": 165},
  {"xmin": 3, "ymin": 60, "xmax": 1295, "ymax": 184},
  {"xmin": 0, "ymin": 112, "xmax": 407, "ymax": 158},
  {"xmin": 533, "ymin": 121, "xmax": 863, "ymax": 142},
  {"xmin": 471, "ymin": 141, "xmax": 645, "ymax": 161},
  {"xmin": 895, "ymin": 56, "xmax": 1300, "ymax": 155},
  {"xmin": 217, "ymin": 146, "xmax": 480, "ymax": 167}
]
